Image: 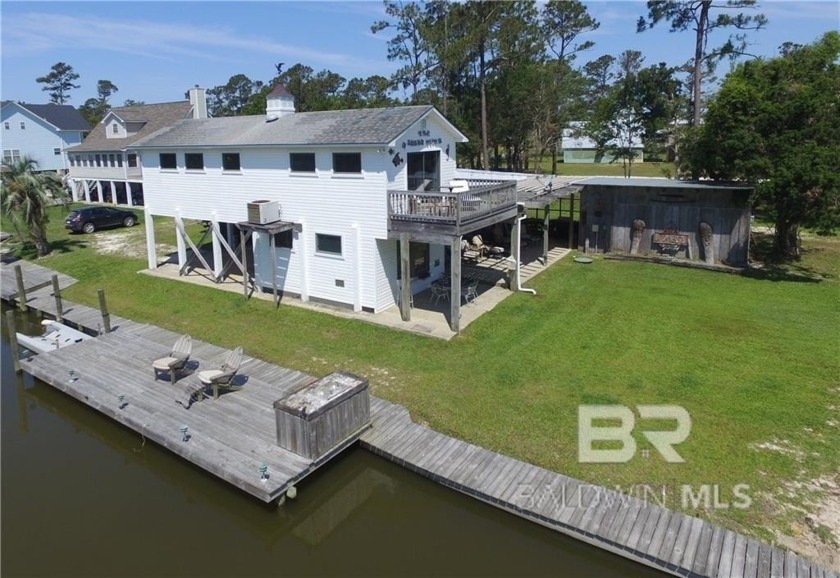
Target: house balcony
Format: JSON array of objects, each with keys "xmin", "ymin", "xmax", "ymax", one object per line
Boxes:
[
  {"xmin": 387, "ymin": 179, "xmax": 519, "ymax": 238},
  {"xmin": 68, "ymin": 165, "xmax": 143, "ymax": 180}
]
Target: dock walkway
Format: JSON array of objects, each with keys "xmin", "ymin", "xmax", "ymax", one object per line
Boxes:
[{"xmin": 361, "ymin": 397, "xmax": 837, "ymax": 578}]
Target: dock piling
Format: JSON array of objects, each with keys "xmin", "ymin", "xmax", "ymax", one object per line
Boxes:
[
  {"xmin": 14, "ymin": 265, "xmax": 27, "ymax": 312},
  {"xmin": 5, "ymin": 310, "xmax": 21, "ymax": 373},
  {"xmin": 97, "ymin": 289, "xmax": 111, "ymax": 333},
  {"xmin": 52, "ymin": 275, "xmax": 63, "ymax": 322}
]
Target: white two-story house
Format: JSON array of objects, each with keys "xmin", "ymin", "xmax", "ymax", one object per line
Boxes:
[
  {"xmin": 65, "ymin": 87, "xmax": 207, "ymax": 206},
  {"xmin": 133, "ymin": 86, "xmax": 519, "ymax": 332},
  {"xmin": 1, "ymin": 101, "xmax": 90, "ymax": 171}
]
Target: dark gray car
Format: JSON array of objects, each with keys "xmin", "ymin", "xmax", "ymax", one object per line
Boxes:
[{"xmin": 65, "ymin": 206, "xmax": 138, "ymax": 233}]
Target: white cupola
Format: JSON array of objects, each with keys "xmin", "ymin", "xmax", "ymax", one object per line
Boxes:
[{"xmin": 266, "ymin": 84, "xmax": 295, "ymax": 119}]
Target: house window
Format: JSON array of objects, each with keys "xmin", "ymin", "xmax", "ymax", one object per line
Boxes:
[
  {"xmin": 19, "ymin": 121, "xmax": 25, "ymax": 130},
  {"xmin": 3, "ymin": 122, "xmax": 9, "ymax": 130},
  {"xmin": 112, "ymin": 123, "xmax": 119, "ymax": 134},
  {"xmin": 116, "ymin": 155, "xmax": 123, "ymax": 167},
  {"xmin": 127, "ymin": 154, "xmax": 137, "ymax": 168},
  {"xmin": 332, "ymin": 152, "xmax": 361, "ymax": 174},
  {"xmin": 159, "ymin": 153, "xmax": 177, "ymax": 170},
  {"xmin": 87, "ymin": 154, "xmax": 93, "ymax": 167},
  {"xmin": 3, "ymin": 149, "xmax": 21, "ymax": 164},
  {"xmin": 222, "ymin": 153, "xmax": 240, "ymax": 171},
  {"xmin": 290, "ymin": 152, "xmax": 315, "ymax": 173},
  {"xmin": 95, "ymin": 154, "xmax": 101, "ymax": 167},
  {"xmin": 109, "ymin": 154, "xmax": 116, "ymax": 166},
  {"xmin": 185, "ymin": 153, "xmax": 204, "ymax": 170},
  {"xmin": 316, "ymin": 234, "xmax": 342, "ymax": 256},
  {"xmin": 54, "ymin": 148, "xmax": 61, "ymax": 155}
]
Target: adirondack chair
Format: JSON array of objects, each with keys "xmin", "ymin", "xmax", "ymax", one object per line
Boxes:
[
  {"xmin": 197, "ymin": 346, "xmax": 244, "ymax": 400},
  {"xmin": 152, "ymin": 334, "xmax": 192, "ymax": 384}
]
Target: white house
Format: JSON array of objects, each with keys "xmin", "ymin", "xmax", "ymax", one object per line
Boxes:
[
  {"xmin": 133, "ymin": 86, "xmax": 520, "ymax": 332},
  {"xmin": 0, "ymin": 101, "xmax": 90, "ymax": 172},
  {"xmin": 65, "ymin": 87, "xmax": 207, "ymax": 206}
]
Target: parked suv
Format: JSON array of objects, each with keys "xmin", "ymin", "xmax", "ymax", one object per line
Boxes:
[{"xmin": 65, "ymin": 206, "xmax": 138, "ymax": 233}]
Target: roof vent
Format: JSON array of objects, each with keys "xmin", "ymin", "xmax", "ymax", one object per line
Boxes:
[{"xmin": 266, "ymin": 115, "xmax": 279, "ymax": 123}]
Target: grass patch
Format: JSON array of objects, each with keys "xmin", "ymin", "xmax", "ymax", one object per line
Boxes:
[{"xmin": 3, "ymin": 204, "xmax": 838, "ymax": 548}]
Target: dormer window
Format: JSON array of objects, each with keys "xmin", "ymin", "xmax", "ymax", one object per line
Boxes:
[{"xmin": 112, "ymin": 123, "xmax": 119, "ymax": 135}]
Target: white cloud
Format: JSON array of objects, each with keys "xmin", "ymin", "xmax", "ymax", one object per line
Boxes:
[{"xmin": 2, "ymin": 12, "xmax": 354, "ymax": 67}]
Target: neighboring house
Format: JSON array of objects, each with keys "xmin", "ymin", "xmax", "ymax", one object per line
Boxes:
[
  {"xmin": 561, "ymin": 122, "xmax": 644, "ymax": 164},
  {"xmin": 133, "ymin": 86, "xmax": 519, "ymax": 332},
  {"xmin": 0, "ymin": 101, "xmax": 90, "ymax": 172},
  {"xmin": 65, "ymin": 87, "xmax": 207, "ymax": 206}
]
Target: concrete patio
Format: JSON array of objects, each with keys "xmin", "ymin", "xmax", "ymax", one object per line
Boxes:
[{"xmin": 141, "ymin": 242, "xmax": 571, "ymax": 341}]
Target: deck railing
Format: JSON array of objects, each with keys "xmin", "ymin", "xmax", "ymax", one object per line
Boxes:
[{"xmin": 388, "ymin": 179, "xmax": 518, "ymax": 229}]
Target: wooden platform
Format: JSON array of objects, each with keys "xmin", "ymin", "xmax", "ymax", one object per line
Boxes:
[
  {"xmin": 16, "ymin": 319, "xmax": 364, "ymax": 503},
  {"xmin": 0, "ymin": 260, "xmax": 77, "ymax": 301},
  {"xmin": 360, "ymin": 397, "xmax": 838, "ymax": 578}
]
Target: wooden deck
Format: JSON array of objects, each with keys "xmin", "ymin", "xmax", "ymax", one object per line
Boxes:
[
  {"xmin": 0, "ymin": 260, "xmax": 76, "ymax": 301},
  {"xmin": 360, "ymin": 397, "xmax": 838, "ymax": 578}
]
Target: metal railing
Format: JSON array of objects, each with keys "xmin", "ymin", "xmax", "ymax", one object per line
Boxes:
[{"xmin": 388, "ymin": 179, "xmax": 517, "ymax": 229}]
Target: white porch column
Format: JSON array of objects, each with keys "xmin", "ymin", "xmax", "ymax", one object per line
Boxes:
[
  {"xmin": 352, "ymin": 223, "xmax": 362, "ymax": 312},
  {"xmin": 144, "ymin": 206, "xmax": 157, "ymax": 270},
  {"xmin": 211, "ymin": 212, "xmax": 223, "ymax": 280},
  {"xmin": 83, "ymin": 180, "xmax": 91, "ymax": 203},
  {"xmin": 126, "ymin": 182, "xmax": 134, "ymax": 207},
  {"xmin": 69, "ymin": 180, "xmax": 80, "ymax": 202},
  {"xmin": 298, "ymin": 219, "xmax": 309, "ymax": 302},
  {"xmin": 95, "ymin": 181, "xmax": 103, "ymax": 202},
  {"xmin": 175, "ymin": 210, "xmax": 187, "ymax": 274},
  {"xmin": 109, "ymin": 181, "xmax": 116, "ymax": 204}
]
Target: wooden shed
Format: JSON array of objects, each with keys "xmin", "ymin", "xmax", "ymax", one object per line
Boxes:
[{"xmin": 577, "ymin": 178, "xmax": 752, "ymax": 266}]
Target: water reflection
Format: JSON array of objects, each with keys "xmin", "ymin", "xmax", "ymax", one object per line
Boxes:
[{"xmin": 1, "ymin": 306, "xmax": 662, "ymax": 577}]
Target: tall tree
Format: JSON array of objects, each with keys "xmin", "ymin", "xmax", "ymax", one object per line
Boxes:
[
  {"xmin": 637, "ymin": 0, "xmax": 767, "ymax": 127},
  {"xmin": 683, "ymin": 31, "xmax": 840, "ymax": 259},
  {"xmin": 207, "ymin": 74, "xmax": 264, "ymax": 117},
  {"xmin": 1, "ymin": 157, "xmax": 66, "ymax": 257},
  {"xmin": 371, "ymin": 0, "xmax": 434, "ymax": 102},
  {"xmin": 79, "ymin": 80, "xmax": 119, "ymax": 126},
  {"xmin": 35, "ymin": 62, "xmax": 80, "ymax": 104},
  {"xmin": 541, "ymin": 0, "xmax": 599, "ymax": 61}
]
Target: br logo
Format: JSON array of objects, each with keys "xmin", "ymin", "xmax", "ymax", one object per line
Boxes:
[{"xmin": 578, "ymin": 405, "xmax": 691, "ymax": 463}]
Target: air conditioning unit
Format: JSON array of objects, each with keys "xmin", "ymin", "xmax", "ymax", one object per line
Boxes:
[{"xmin": 247, "ymin": 200, "xmax": 281, "ymax": 225}]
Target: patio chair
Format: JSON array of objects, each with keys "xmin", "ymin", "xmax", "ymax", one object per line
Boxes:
[
  {"xmin": 463, "ymin": 281, "xmax": 479, "ymax": 305},
  {"xmin": 430, "ymin": 281, "xmax": 450, "ymax": 305},
  {"xmin": 197, "ymin": 346, "xmax": 244, "ymax": 400},
  {"xmin": 152, "ymin": 334, "xmax": 192, "ymax": 384}
]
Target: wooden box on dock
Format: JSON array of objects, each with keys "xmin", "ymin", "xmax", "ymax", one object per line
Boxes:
[{"xmin": 273, "ymin": 371, "xmax": 370, "ymax": 460}]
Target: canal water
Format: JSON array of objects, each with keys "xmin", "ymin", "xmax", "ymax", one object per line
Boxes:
[{"xmin": 1, "ymin": 307, "xmax": 663, "ymax": 577}]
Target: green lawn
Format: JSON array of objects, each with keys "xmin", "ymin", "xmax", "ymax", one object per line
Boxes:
[
  {"xmin": 523, "ymin": 159, "xmax": 677, "ymax": 178},
  {"xmin": 3, "ymin": 204, "xmax": 838, "ymax": 550}
]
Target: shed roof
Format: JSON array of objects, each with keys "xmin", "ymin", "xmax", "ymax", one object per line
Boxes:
[
  {"xmin": 580, "ymin": 177, "xmax": 753, "ymax": 191},
  {"xmin": 1, "ymin": 101, "xmax": 90, "ymax": 131},
  {"xmin": 67, "ymin": 101, "xmax": 193, "ymax": 152},
  {"xmin": 132, "ymin": 105, "xmax": 465, "ymax": 148}
]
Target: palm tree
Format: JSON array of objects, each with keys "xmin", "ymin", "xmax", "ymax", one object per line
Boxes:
[{"xmin": 1, "ymin": 156, "xmax": 66, "ymax": 256}]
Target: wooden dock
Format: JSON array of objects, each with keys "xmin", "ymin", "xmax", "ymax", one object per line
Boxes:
[
  {"xmin": 360, "ymin": 397, "xmax": 838, "ymax": 578},
  {"xmin": 0, "ymin": 260, "xmax": 76, "ymax": 301}
]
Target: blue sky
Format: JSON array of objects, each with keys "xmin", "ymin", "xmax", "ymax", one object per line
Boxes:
[{"xmin": 2, "ymin": 1, "xmax": 837, "ymax": 106}]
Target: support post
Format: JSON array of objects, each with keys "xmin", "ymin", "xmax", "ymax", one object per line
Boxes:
[
  {"xmin": 144, "ymin": 206, "xmax": 157, "ymax": 269},
  {"xmin": 109, "ymin": 181, "xmax": 117, "ymax": 204},
  {"xmin": 298, "ymin": 220, "xmax": 309, "ymax": 302},
  {"xmin": 51, "ymin": 275, "xmax": 63, "ymax": 322},
  {"xmin": 352, "ymin": 224, "xmax": 362, "ymax": 312},
  {"xmin": 511, "ymin": 216, "xmax": 521, "ymax": 291},
  {"xmin": 543, "ymin": 203, "xmax": 550, "ymax": 265},
  {"xmin": 14, "ymin": 264, "xmax": 26, "ymax": 312},
  {"xmin": 5, "ymin": 310, "xmax": 21, "ymax": 373},
  {"xmin": 450, "ymin": 236, "xmax": 461, "ymax": 333},
  {"xmin": 175, "ymin": 212, "xmax": 187, "ymax": 274},
  {"xmin": 240, "ymin": 227, "xmax": 248, "ymax": 299},
  {"xmin": 270, "ymin": 229, "xmax": 279, "ymax": 307},
  {"xmin": 97, "ymin": 289, "xmax": 111, "ymax": 333},
  {"xmin": 399, "ymin": 233, "xmax": 411, "ymax": 321},
  {"xmin": 568, "ymin": 193, "xmax": 575, "ymax": 250},
  {"xmin": 211, "ymin": 212, "xmax": 223, "ymax": 281}
]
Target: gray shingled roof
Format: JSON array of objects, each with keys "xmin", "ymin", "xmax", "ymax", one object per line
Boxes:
[
  {"xmin": 68, "ymin": 101, "xmax": 193, "ymax": 152},
  {"xmin": 2, "ymin": 102, "xmax": 90, "ymax": 131},
  {"xmin": 133, "ymin": 105, "xmax": 437, "ymax": 148}
]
